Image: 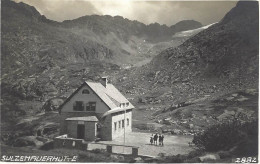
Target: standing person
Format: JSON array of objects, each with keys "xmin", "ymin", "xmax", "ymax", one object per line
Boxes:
[
  {"xmin": 161, "ymin": 135, "xmax": 164, "ymax": 146},
  {"xmin": 150, "ymin": 134, "xmax": 154, "ymax": 145},
  {"xmin": 154, "ymin": 133, "xmax": 158, "ymax": 145},
  {"xmin": 158, "ymin": 134, "xmax": 162, "ymax": 146}
]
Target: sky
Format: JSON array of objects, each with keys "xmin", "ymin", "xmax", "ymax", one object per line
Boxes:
[{"xmin": 13, "ymin": 0, "xmax": 237, "ymax": 26}]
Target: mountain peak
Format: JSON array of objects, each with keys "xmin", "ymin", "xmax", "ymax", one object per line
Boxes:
[
  {"xmin": 221, "ymin": 1, "xmax": 258, "ymax": 24},
  {"xmin": 170, "ymin": 20, "xmax": 202, "ymax": 33}
]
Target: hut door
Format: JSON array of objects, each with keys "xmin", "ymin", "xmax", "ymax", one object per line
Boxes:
[
  {"xmin": 77, "ymin": 124, "xmax": 85, "ymax": 139},
  {"xmin": 96, "ymin": 123, "xmax": 101, "ymax": 138}
]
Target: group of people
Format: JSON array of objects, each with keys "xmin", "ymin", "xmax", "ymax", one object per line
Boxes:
[{"xmin": 150, "ymin": 133, "xmax": 164, "ymax": 146}]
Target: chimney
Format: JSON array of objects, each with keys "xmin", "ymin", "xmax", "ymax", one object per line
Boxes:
[{"xmin": 101, "ymin": 76, "xmax": 108, "ymax": 88}]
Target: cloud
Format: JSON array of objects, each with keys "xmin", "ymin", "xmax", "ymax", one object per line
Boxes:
[
  {"xmin": 13, "ymin": 0, "xmax": 237, "ymax": 25},
  {"xmin": 13, "ymin": 0, "xmax": 101, "ymax": 21}
]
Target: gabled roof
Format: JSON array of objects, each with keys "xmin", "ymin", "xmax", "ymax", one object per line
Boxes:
[
  {"xmin": 59, "ymin": 81, "xmax": 134, "ymax": 113},
  {"xmin": 86, "ymin": 82, "xmax": 118, "ymax": 109},
  {"xmin": 86, "ymin": 81, "xmax": 134, "ymax": 108}
]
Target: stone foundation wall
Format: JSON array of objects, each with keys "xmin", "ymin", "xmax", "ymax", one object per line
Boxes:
[{"xmin": 54, "ymin": 136, "xmax": 87, "ymax": 150}]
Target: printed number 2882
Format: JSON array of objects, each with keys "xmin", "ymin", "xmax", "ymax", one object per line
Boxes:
[{"xmin": 235, "ymin": 157, "xmax": 257, "ymax": 163}]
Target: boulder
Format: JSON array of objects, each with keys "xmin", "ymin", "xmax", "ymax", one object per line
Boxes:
[
  {"xmin": 42, "ymin": 98, "xmax": 64, "ymax": 112},
  {"xmin": 134, "ymin": 157, "xmax": 144, "ymax": 162},
  {"xmin": 39, "ymin": 141, "xmax": 54, "ymax": 150},
  {"xmin": 218, "ymin": 151, "xmax": 232, "ymax": 159},
  {"xmin": 199, "ymin": 154, "xmax": 220, "ymax": 162},
  {"xmin": 36, "ymin": 136, "xmax": 49, "ymax": 143},
  {"xmin": 162, "ymin": 119, "xmax": 171, "ymax": 125},
  {"xmin": 35, "ymin": 122, "xmax": 59, "ymax": 137},
  {"xmin": 138, "ymin": 97, "xmax": 146, "ymax": 104},
  {"xmin": 225, "ymin": 96, "xmax": 234, "ymax": 101},
  {"xmin": 110, "ymin": 155, "xmax": 125, "ymax": 161},
  {"xmin": 189, "ymin": 124, "xmax": 194, "ymax": 129},
  {"xmin": 236, "ymin": 96, "xmax": 249, "ymax": 102},
  {"xmin": 245, "ymin": 89, "xmax": 257, "ymax": 95},
  {"xmin": 185, "ymin": 157, "xmax": 201, "ymax": 163}
]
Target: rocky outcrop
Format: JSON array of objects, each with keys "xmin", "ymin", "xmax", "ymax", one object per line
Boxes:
[
  {"xmin": 199, "ymin": 154, "xmax": 220, "ymax": 162},
  {"xmin": 170, "ymin": 20, "xmax": 202, "ymax": 33},
  {"xmin": 42, "ymin": 98, "xmax": 65, "ymax": 112}
]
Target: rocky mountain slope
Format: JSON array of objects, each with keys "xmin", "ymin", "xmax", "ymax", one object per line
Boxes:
[
  {"xmin": 114, "ymin": 1, "xmax": 258, "ymax": 132},
  {"xmin": 116, "ymin": 1, "xmax": 258, "ymax": 102},
  {"xmin": 1, "ymin": 0, "xmax": 203, "ymax": 125}
]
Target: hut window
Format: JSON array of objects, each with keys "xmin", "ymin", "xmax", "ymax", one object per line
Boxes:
[
  {"xmin": 114, "ymin": 122, "xmax": 117, "ymax": 131},
  {"xmin": 118, "ymin": 121, "xmax": 121, "ymax": 129},
  {"xmin": 126, "ymin": 102, "xmax": 129, "ymax": 106},
  {"xmin": 122, "ymin": 120, "xmax": 125, "ymax": 128},
  {"xmin": 86, "ymin": 102, "xmax": 96, "ymax": 111},
  {"xmin": 82, "ymin": 89, "xmax": 90, "ymax": 94},
  {"xmin": 73, "ymin": 101, "xmax": 84, "ymax": 111},
  {"xmin": 127, "ymin": 118, "xmax": 129, "ymax": 126}
]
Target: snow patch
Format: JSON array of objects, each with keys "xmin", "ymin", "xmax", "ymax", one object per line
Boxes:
[{"xmin": 173, "ymin": 22, "xmax": 218, "ymax": 38}]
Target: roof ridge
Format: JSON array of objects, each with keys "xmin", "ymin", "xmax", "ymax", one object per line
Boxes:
[{"xmin": 105, "ymin": 93, "xmax": 120, "ymax": 106}]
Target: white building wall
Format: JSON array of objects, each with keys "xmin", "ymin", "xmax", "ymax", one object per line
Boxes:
[
  {"xmin": 62, "ymin": 85, "xmax": 110, "ymax": 114},
  {"xmin": 111, "ymin": 110, "xmax": 132, "ymax": 140}
]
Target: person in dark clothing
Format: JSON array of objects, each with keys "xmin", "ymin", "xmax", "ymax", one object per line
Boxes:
[
  {"xmin": 158, "ymin": 135, "xmax": 162, "ymax": 146},
  {"xmin": 150, "ymin": 134, "xmax": 154, "ymax": 145},
  {"xmin": 154, "ymin": 133, "xmax": 158, "ymax": 145},
  {"xmin": 150, "ymin": 136, "xmax": 153, "ymax": 145},
  {"xmin": 161, "ymin": 135, "xmax": 164, "ymax": 146}
]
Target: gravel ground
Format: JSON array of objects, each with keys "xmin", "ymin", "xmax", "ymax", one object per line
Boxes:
[{"xmin": 89, "ymin": 132, "xmax": 194, "ymax": 157}]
